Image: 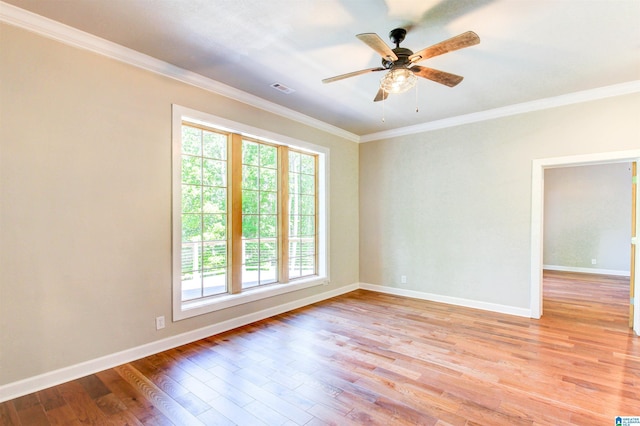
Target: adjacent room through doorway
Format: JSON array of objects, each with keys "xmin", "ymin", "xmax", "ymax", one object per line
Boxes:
[
  {"xmin": 542, "ymin": 162, "xmax": 632, "ymax": 326},
  {"xmin": 530, "ymin": 150, "xmax": 640, "ymax": 334}
]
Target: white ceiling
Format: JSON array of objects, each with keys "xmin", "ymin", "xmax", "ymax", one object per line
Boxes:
[{"xmin": 3, "ymin": 0, "xmax": 640, "ymax": 137}]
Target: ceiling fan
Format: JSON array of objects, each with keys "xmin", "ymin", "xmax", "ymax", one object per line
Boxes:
[{"xmin": 322, "ymin": 28, "xmax": 480, "ymax": 102}]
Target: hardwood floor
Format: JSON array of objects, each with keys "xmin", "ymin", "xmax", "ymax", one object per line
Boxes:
[{"xmin": 2, "ymin": 271, "xmax": 639, "ymax": 425}]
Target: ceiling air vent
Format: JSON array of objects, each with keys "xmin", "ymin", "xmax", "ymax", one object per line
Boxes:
[{"xmin": 270, "ymin": 83, "xmax": 295, "ymax": 94}]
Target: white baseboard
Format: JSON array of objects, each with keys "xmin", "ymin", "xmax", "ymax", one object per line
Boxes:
[
  {"xmin": 0, "ymin": 283, "xmax": 358, "ymax": 403},
  {"xmin": 358, "ymin": 282, "xmax": 532, "ymax": 318},
  {"xmin": 543, "ymin": 264, "xmax": 630, "ymax": 277}
]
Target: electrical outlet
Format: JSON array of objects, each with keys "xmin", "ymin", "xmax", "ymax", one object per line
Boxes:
[
  {"xmin": 401, "ymin": 275, "xmax": 407, "ymax": 284},
  {"xmin": 591, "ymin": 259, "xmax": 597, "ymax": 265},
  {"xmin": 155, "ymin": 316, "xmax": 165, "ymax": 330}
]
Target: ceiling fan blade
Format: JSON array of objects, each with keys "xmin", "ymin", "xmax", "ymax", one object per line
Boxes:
[
  {"xmin": 409, "ymin": 31, "xmax": 480, "ymax": 63},
  {"xmin": 373, "ymin": 87, "xmax": 389, "ymax": 102},
  {"xmin": 356, "ymin": 33, "xmax": 399, "ymax": 61},
  {"xmin": 322, "ymin": 67, "xmax": 385, "ymax": 84},
  {"xmin": 411, "ymin": 65, "xmax": 464, "ymax": 87}
]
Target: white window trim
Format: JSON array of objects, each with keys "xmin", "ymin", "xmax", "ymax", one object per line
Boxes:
[{"xmin": 172, "ymin": 104, "xmax": 330, "ymax": 321}]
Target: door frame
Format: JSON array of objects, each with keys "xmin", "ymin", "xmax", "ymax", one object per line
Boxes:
[
  {"xmin": 530, "ymin": 149, "xmax": 640, "ymax": 335},
  {"xmin": 630, "ymin": 162, "xmax": 637, "ymax": 327}
]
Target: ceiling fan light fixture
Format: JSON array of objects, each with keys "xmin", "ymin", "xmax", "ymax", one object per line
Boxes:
[{"xmin": 380, "ymin": 67, "xmax": 416, "ymax": 94}]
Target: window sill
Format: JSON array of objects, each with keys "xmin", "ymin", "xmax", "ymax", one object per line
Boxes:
[{"xmin": 174, "ymin": 276, "xmax": 328, "ymax": 321}]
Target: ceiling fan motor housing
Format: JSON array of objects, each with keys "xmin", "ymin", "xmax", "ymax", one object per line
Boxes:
[{"xmin": 382, "ymin": 47, "xmax": 413, "ymax": 69}]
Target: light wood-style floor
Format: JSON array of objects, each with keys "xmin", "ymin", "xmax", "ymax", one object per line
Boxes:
[{"xmin": 1, "ymin": 271, "xmax": 638, "ymax": 425}]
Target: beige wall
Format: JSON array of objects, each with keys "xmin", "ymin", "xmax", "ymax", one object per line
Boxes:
[
  {"xmin": 544, "ymin": 163, "xmax": 632, "ymax": 273},
  {"xmin": 360, "ymin": 92, "xmax": 640, "ymax": 309},
  {"xmin": 0, "ymin": 23, "xmax": 359, "ymax": 385}
]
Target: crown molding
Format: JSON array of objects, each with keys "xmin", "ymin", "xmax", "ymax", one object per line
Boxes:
[
  {"xmin": 3, "ymin": 1, "xmax": 638, "ymax": 145},
  {"xmin": 0, "ymin": 1, "xmax": 360, "ymax": 143},
  {"xmin": 360, "ymin": 80, "xmax": 640, "ymax": 143}
]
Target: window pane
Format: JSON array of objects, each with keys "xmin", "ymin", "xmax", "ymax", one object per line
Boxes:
[
  {"xmin": 260, "ymin": 260, "xmax": 278, "ymax": 284},
  {"xmin": 289, "ymin": 239, "xmax": 300, "ymax": 259},
  {"xmin": 202, "ymin": 242, "xmax": 226, "ymax": 269},
  {"xmin": 182, "ymin": 185, "xmax": 201, "ymax": 214},
  {"xmin": 242, "ymin": 262, "xmax": 260, "ymax": 289},
  {"xmin": 203, "ymin": 131, "xmax": 226, "ymax": 160},
  {"xmin": 289, "ymin": 192, "xmax": 299, "ymax": 216},
  {"xmin": 182, "ymin": 127, "xmax": 201, "ymax": 155},
  {"xmin": 289, "ymin": 151, "xmax": 300, "ymax": 173},
  {"xmin": 242, "ymin": 190, "xmax": 259, "ymax": 214},
  {"xmin": 300, "ymin": 215, "xmax": 314, "ymax": 236},
  {"xmin": 260, "ymin": 168, "xmax": 277, "ymax": 192},
  {"xmin": 182, "ymin": 155, "xmax": 201, "ymax": 185},
  {"xmin": 203, "ymin": 214, "xmax": 226, "ymax": 241},
  {"xmin": 242, "ymin": 215, "xmax": 259, "ymax": 239},
  {"xmin": 260, "ymin": 144, "xmax": 277, "ymax": 169},
  {"xmin": 301, "ymin": 239, "xmax": 315, "ymax": 256},
  {"xmin": 203, "ymin": 159, "xmax": 226, "ymax": 187},
  {"xmin": 300, "ymin": 256, "xmax": 316, "ymax": 276},
  {"xmin": 300, "ymin": 154, "xmax": 315, "ymax": 175},
  {"xmin": 203, "ymin": 269, "xmax": 226, "ymax": 296},
  {"xmin": 260, "ymin": 241, "xmax": 277, "ymax": 261},
  {"xmin": 289, "ymin": 215, "xmax": 313, "ymax": 237},
  {"xmin": 244, "ymin": 241, "xmax": 259, "ymax": 265},
  {"xmin": 260, "ymin": 191, "xmax": 277, "ymax": 215},
  {"xmin": 203, "ymin": 187, "xmax": 226, "ymax": 213},
  {"xmin": 182, "ymin": 214, "xmax": 202, "ymax": 242},
  {"xmin": 182, "ymin": 274, "xmax": 202, "ymax": 301},
  {"xmin": 181, "ymin": 243, "xmax": 200, "ymax": 274},
  {"xmin": 181, "ymin": 242, "xmax": 202, "ymax": 301},
  {"xmin": 300, "ymin": 174, "xmax": 314, "ymax": 195},
  {"xmin": 289, "ymin": 215, "xmax": 300, "ymax": 237},
  {"xmin": 289, "ymin": 174, "xmax": 299, "ymax": 193},
  {"xmin": 242, "ymin": 141, "xmax": 259, "ymax": 165},
  {"xmin": 300, "ymin": 195, "xmax": 314, "ymax": 215},
  {"xmin": 260, "ymin": 215, "xmax": 277, "ymax": 238},
  {"xmin": 289, "ymin": 238, "xmax": 315, "ymax": 258},
  {"xmin": 289, "ymin": 257, "xmax": 301, "ymax": 279},
  {"xmin": 242, "ymin": 260, "xmax": 278, "ymax": 288},
  {"xmin": 242, "ymin": 165, "xmax": 259, "ymax": 189}
]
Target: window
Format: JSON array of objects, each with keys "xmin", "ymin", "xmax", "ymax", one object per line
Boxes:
[
  {"xmin": 180, "ymin": 126, "xmax": 228, "ymax": 301},
  {"xmin": 172, "ymin": 105, "xmax": 328, "ymax": 320},
  {"xmin": 288, "ymin": 150, "xmax": 318, "ymax": 279},
  {"xmin": 241, "ymin": 139, "xmax": 279, "ymax": 289}
]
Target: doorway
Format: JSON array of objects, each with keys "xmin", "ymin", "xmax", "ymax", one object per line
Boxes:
[{"xmin": 529, "ymin": 149, "xmax": 640, "ymax": 335}]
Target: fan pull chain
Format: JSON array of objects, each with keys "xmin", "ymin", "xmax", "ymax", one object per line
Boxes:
[
  {"xmin": 382, "ymin": 90, "xmax": 385, "ymax": 122},
  {"xmin": 415, "ymin": 83, "xmax": 419, "ymax": 113}
]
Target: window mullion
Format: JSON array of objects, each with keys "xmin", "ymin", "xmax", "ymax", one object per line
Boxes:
[
  {"xmin": 230, "ymin": 133, "xmax": 243, "ymax": 294},
  {"xmin": 279, "ymin": 146, "xmax": 290, "ymax": 283}
]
